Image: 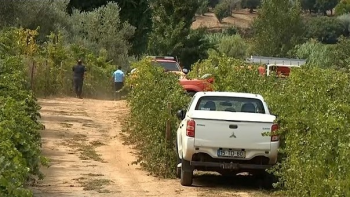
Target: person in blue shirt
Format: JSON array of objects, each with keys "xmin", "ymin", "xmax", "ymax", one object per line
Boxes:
[{"xmin": 112, "ymin": 66, "xmax": 125, "ymax": 100}]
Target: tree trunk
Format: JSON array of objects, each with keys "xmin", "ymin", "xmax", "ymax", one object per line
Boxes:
[{"xmin": 249, "ymin": 8, "xmax": 253, "ymax": 13}]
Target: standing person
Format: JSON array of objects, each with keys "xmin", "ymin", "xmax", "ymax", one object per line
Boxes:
[
  {"xmin": 112, "ymin": 66, "xmax": 125, "ymax": 100},
  {"xmin": 72, "ymin": 59, "xmax": 86, "ymax": 99},
  {"xmin": 258, "ymin": 64, "xmax": 267, "ymax": 76}
]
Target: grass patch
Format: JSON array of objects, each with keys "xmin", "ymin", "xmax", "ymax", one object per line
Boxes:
[
  {"xmin": 59, "ymin": 122, "xmax": 73, "ymax": 128},
  {"xmin": 90, "ymin": 140, "xmax": 105, "ymax": 147},
  {"xmin": 78, "ymin": 144, "xmax": 104, "ymax": 162},
  {"xmin": 83, "ymin": 173, "xmax": 104, "ymax": 177},
  {"xmin": 78, "ymin": 179, "xmax": 113, "ymax": 193}
]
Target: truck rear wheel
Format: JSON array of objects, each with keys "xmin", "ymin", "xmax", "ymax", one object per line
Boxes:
[{"xmin": 180, "ymin": 159, "xmax": 193, "ymax": 186}]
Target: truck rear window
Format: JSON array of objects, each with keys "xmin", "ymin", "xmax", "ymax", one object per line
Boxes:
[{"xmin": 195, "ymin": 96, "xmax": 266, "ymax": 114}]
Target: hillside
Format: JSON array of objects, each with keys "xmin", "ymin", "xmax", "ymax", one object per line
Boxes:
[{"xmin": 191, "ymin": 9, "xmax": 257, "ymax": 30}]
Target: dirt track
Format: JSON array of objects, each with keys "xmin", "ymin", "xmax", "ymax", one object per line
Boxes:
[{"xmin": 30, "ymin": 97, "xmax": 271, "ymax": 197}]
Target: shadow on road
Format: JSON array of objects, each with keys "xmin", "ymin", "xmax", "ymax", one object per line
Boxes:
[{"xmin": 192, "ymin": 172, "xmax": 274, "ymax": 193}]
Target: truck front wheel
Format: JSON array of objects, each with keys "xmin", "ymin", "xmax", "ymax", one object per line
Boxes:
[{"xmin": 180, "ymin": 159, "xmax": 193, "ymax": 186}]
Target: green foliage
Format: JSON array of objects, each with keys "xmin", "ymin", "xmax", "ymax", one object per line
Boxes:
[
  {"xmin": 301, "ymin": 0, "xmax": 317, "ymax": 13},
  {"xmin": 67, "ymin": 0, "xmax": 153, "ymax": 56},
  {"xmin": 217, "ymin": 34, "xmax": 248, "ymax": 59},
  {"xmin": 335, "ymin": 0, "xmax": 350, "ymax": 15},
  {"xmin": 293, "ymin": 39, "xmax": 334, "ymax": 68},
  {"xmin": 270, "ymin": 67, "xmax": 350, "ymax": 196},
  {"xmin": 148, "ymin": 0, "xmax": 211, "ymax": 70},
  {"xmin": 68, "ymin": 2, "xmax": 135, "ymax": 66},
  {"xmin": 123, "ymin": 58, "xmax": 190, "ymax": 177},
  {"xmin": 316, "ymin": 0, "xmax": 339, "ymax": 15},
  {"xmin": 305, "ymin": 16, "xmax": 345, "ymax": 44},
  {"xmin": 241, "ymin": 0, "xmax": 261, "ymax": 13},
  {"xmin": 148, "ymin": 0, "xmax": 198, "ymax": 56},
  {"xmin": 196, "ymin": 0, "xmax": 209, "ymax": 15},
  {"xmin": 213, "ymin": 1, "xmax": 231, "ymax": 23},
  {"xmin": 252, "ymin": 0, "xmax": 304, "ymax": 57},
  {"xmin": 176, "ymin": 29, "xmax": 213, "ymax": 69},
  {"xmin": 337, "ymin": 13, "xmax": 350, "ymax": 35},
  {"xmin": 190, "ymin": 54, "xmax": 350, "ymax": 196},
  {"xmin": 0, "ymin": 37, "xmax": 46, "ymax": 196}
]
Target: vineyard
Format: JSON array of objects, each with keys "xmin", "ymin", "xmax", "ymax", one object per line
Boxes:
[
  {"xmin": 0, "ymin": 30, "xmax": 46, "ymax": 196},
  {"xmin": 124, "ymin": 55, "xmax": 350, "ymax": 196},
  {"xmin": 2, "ymin": 0, "xmax": 350, "ymax": 196}
]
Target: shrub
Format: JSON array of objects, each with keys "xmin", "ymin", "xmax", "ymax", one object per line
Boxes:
[
  {"xmin": 305, "ymin": 16, "xmax": 345, "ymax": 44},
  {"xmin": 293, "ymin": 39, "xmax": 334, "ymax": 68},
  {"xmin": 217, "ymin": 34, "xmax": 248, "ymax": 59},
  {"xmin": 335, "ymin": 0, "xmax": 350, "ymax": 16},
  {"xmin": 337, "ymin": 14, "xmax": 350, "ymax": 36},
  {"xmin": 123, "ymin": 58, "xmax": 190, "ymax": 177},
  {"xmin": 0, "ymin": 49, "xmax": 46, "ymax": 196},
  {"xmin": 214, "ymin": 1, "xmax": 231, "ymax": 23},
  {"xmin": 189, "ymin": 54, "xmax": 350, "ymax": 196},
  {"xmin": 270, "ymin": 67, "xmax": 350, "ymax": 196}
]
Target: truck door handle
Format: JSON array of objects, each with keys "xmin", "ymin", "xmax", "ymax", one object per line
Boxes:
[{"xmin": 229, "ymin": 124, "xmax": 238, "ymax": 129}]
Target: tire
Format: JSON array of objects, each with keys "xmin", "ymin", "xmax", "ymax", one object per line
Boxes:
[
  {"xmin": 256, "ymin": 171, "xmax": 277, "ymax": 190},
  {"xmin": 180, "ymin": 159, "xmax": 193, "ymax": 186}
]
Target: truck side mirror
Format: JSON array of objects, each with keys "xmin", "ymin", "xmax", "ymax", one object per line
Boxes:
[{"xmin": 176, "ymin": 109, "xmax": 186, "ymax": 120}]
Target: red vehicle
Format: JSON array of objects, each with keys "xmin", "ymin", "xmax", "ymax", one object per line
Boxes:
[{"xmin": 149, "ymin": 56, "xmax": 214, "ymax": 96}]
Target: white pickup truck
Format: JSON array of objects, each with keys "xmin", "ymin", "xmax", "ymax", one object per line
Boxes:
[{"xmin": 175, "ymin": 92, "xmax": 279, "ymax": 187}]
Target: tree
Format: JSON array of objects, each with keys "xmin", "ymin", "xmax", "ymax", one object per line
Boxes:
[
  {"xmin": 316, "ymin": 0, "xmax": 339, "ymax": 15},
  {"xmin": 301, "ymin": 0, "xmax": 317, "ymax": 13},
  {"xmin": 196, "ymin": 0, "xmax": 209, "ymax": 16},
  {"xmin": 335, "ymin": 0, "xmax": 350, "ymax": 16},
  {"xmin": 69, "ymin": 2, "xmax": 135, "ymax": 66},
  {"xmin": 217, "ymin": 34, "xmax": 248, "ymax": 58},
  {"xmin": 252, "ymin": 0, "xmax": 304, "ymax": 57},
  {"xmin": 214, "ymin": 1, "xmax": 231, "ymax": 23},
  {"xmin": 67, "ymin": 0, "xmax": 152, "ymax": 56},
  {"xmin": 305, "ymin": 16, "xmax": 345, "ymax": 44},
  {"xmin": 147, "ymin": 0, "xmax": 198, "ymax": 56},
  {"xmin": 242, "ymin": 0, "xmax": 261, "ymax": 13}
]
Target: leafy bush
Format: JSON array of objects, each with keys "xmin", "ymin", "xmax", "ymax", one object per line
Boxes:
[
  {"xmin": 0, "ymin": 46, "xmax": 46, "ymax": 196},
  {"xmin": 214, "ymin": 1, "xmax": 231, "ymax": 23},
  {"xmin": 196, "ymin": 0, "xmax": 209, "ymax": 15},
  {"xmin": 189, "ymin": 54, "xmax": 350, "ymax": 196},
  {"xmin": 337, "ymin": 13, "xmax": 350, "ymax": 36},
  {"xmin": 241, "ymin": 0, "xmax": 261, "ymax": 13},
  {"xmin": 123, "ymin": 58, "xmax": 190, "ymax": 177},
  {"xmin": 293, "ymin": 39, "xmax": 334, "ymax": 68},
  {"xmin": 252, "ymin": 0, "xmax": 304, "ymax": 57},
  {"xmin": 305, "ymin": 16, "xmax": 345, "ymax": 44},
  {"xmin": 335, "ymin": 0, "xmax": 350, "ymax": 16},
  {"xmin": 270, "ymin": 67, "xmax": 350, "ymax": 196}
]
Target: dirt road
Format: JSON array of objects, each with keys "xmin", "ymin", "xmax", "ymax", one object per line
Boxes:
[{"xmin": 30, "ymin": 97, "xmax": 271, "ymax": 197}]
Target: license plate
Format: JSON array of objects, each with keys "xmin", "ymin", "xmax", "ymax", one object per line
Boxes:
[{"xmin": 217, "ymin": 149, "xmax": 245, "ymax": 158}]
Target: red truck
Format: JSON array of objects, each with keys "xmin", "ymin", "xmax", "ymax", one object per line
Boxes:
[{"xmin": 147, "ymin": 56, "xmax": 214, "ymax": 96}]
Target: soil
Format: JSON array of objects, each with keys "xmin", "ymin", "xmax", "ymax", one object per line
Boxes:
[{"xmin": 30, "ymin": 97, "xmax": 272, "ymax": 197}]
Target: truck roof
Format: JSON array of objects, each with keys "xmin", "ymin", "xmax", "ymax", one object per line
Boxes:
[{"xmin": 195, "ymin": 91, "xmax": 264, "ymax": 100}]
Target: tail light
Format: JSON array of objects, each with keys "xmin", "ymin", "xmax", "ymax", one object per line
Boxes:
[
  {"xmin": 186, "ymin": 119, "xmax": 195, "ymax": 137},
  {"xmin": 271, "ymin": 124, "xmax": 279, "ymax": 141}
]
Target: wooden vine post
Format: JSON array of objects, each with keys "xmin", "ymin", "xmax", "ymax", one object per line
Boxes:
[{"xmin": 166, "ymin": 102, "xmax": 172, "ymax": 143}]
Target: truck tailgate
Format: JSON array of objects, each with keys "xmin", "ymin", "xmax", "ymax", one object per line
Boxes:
[{"xmin": 191, "ymin": 111, "xmax": 275, "ymax": 151}]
